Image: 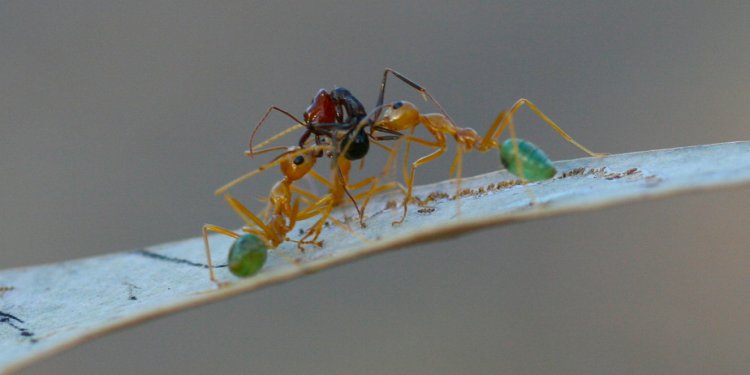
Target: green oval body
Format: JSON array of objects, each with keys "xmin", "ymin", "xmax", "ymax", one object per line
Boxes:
[
  {"xmin": 499, "ymin": 138, "xmax": 557, "ymax": 181},
  {"xmin": 228, "ymin": 234, "xmax": 268, "ymax": 277}
]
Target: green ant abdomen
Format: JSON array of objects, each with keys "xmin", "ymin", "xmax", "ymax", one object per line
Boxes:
[
  {"xmin": 228, "ymin": 234, "xmax": 268, "ymax": 277},
  {"xmin": 499, "ymin": 138, "xmax": 557, "ymax": 181}
]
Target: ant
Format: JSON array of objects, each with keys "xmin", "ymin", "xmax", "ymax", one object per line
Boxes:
[
  {"xmin": 219, "ymin": 85, "xmax": 407, "ymax": 226},
  {"xmin": 203, "ymin": 145, "xmax": 341, "ymax": 283},
  {"xmin": 355, "ymin": 70, "xmax": 606, "ymax": 224},
  {"xmin": 249, "ymin": 86, "xmax": 401, "ymax": 166},
  {"xmin": 204, "ymin": 141, "xmax": 390, "ymax": 283},
  {"xmin": 237, "ymin": 69, "xmax": 456, "ymax": 220}
]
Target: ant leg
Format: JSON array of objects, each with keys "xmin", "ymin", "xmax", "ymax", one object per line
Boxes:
[
  {"xmin": 223, "ymin": 194, "xmax": 275, "ymax": 239},
  {"xmin": 306, "ymin": 169, "xmax": 336, "ymax": 190},
  {"xmin": 509, "ymin": 99, "xmax": 602, "ymax": 156},
  {"xmin": 286, "ymin": 197, "xmax": 301, "ymax": 230},
  {"xmin": 505, "ymin": 117, "xmax": 539, "ymax": 204},
  {"xmin": 370, "ymin": 138, "xmax": 396, "ymax": 155},
  {"xmin": 393, "ymin": 145, "xmax": 447, "ymax": 225},
  {"xmin": 331, "ymin": 172, "xmax": 409, "ymax": 228},
  {"xmin": 298, "ymin": 204, "xmax": 333, "ymax": 248},
  {"xmin": 297, "ymin": 195, "xmax": 334, "ymax": 218},
  {"xmin": 354, "ymin": 181, "xmax": 407, "ymax": 201},
  {"xmin": 290, "ymin": 185, "xmax": 323, "ymax": 204},
  {"xmin": 377, "ymin": 137, "xmax": 402, "ymax": 182},
  {"xmin": 354, "ymin": 139, "xmax": 406, "ymax": 225},
  {"xmin": 297, "ymin": 194, "xmax": 366, "ymax": 248},
  {"xmin": 402, "ymin": 135, "xmax": 444, "ymax": 150},
  {"xmin": 335, "ymin": 162, "xmax": 363, "ymax": 217},
  {"xmin": 202, "ymin": 224, "xmax": 241, "ymax": 283},
  {"xmin": 402, "ymin": 128, "xmax": 415, "ymax": 188},
  {"xmin": 352, "ymin": 178, "xmax": 408, "ymax": 198},
  {"xmin": 483, "ymin": 99, "xmax": 603, "ymax": 157},
  {"xmin": 296, "ymin": 208, "xmax": 370, "ymax": 250},
  {"xmin": 248, "ymin": 106, "xmax": 305, "ymax": 156},
  {"xmin": 399, "ymin": 131, "xmax": 445, "ymax": 187},
  {"xmin": 356, "ymin": 180, "xmax": 408, "ymax": 223},
  {"xmin": 305, "ymin": 203, "xmax": 373, "ymax": 246},
  {"xmin": 305, "ymin": 168, "xmax": 362, "ymax": 215},
  {"xmin": 477, "ymin": 111, "xmax": 510, "ymax": 151},
  {"xmin": 316, "ymin": 157, "xmax": 361, "ymax": 218},
  {"xmin": 342, "ymin": 175, "xmax": 380, "ymax": 227},
  {"xmin": 453, "ymin": 147, "xmax": 464, "ymax": 216},
  {"xmin": 344, "ymin": 175, "xmax": 379, "ymax": 191},
  {"xmin": 241, "ymin": 227, "xmax": 267, "ymax": 238},
  {"xmin": 331, "ymin": 159, "xmax": 350, "ymax": 202},
  {"xmin": 388, "ymin": 127, "xmax": 445, "ymax": 224},
  {"xmin": 396, "ymin": 123, "xmax": 446, "ymax": 190},
  {"xmin": 286, "ymin": 196, "xmax": 322, "ymax": 249}
]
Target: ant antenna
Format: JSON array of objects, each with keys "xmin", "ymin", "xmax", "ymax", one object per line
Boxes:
[{"xmin": 248, "ymin": 106, "xmax": 306, "ymax": 156}]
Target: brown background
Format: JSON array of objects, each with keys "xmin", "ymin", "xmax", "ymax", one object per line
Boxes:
[{"xmin": 3, "ymin": 1, "xmax": 750, "ymax": 374}]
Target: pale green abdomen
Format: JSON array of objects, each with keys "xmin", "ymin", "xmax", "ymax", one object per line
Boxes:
[{"xmin": 499, "ymin": 139, "xmax": 557, "ymax": 181}]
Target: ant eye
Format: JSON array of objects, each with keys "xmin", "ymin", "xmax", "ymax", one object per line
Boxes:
[
  {"xmin": 393, "ymin": 101, "xmax": 403, "ymax": 109},
  {"xmin": 293, "ymin": 155, "xmax": 305, "ymax": 165}
]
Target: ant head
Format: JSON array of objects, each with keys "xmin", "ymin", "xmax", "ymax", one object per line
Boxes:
[
  {"xmin": 381, "ymin": 100, "xmax": 420, "ymax": 129},
  {"xmin": 279, "ymin": 146, "xmax": 317, "ymax": 181},
  {"xmin": 304, "ymin": 89, "xmax": 337, "ymax": 124}
]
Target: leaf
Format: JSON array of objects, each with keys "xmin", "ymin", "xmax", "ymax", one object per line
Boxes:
[{"xmin": 1, "ymin": 141, "xmax": 750, "ymax": 375}]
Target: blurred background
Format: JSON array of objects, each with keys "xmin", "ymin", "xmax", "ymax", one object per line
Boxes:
[{"xmin": 2, "ymin": 1, "xmax": 750, "ymax": 374}]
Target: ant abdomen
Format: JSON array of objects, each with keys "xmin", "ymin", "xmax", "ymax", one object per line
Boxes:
[
  {"xmin": 499, "ymin": 138, "xmax": 557, "ymax": 181},
  {"xmin": 340, "ymin": 130, "xmax": 369, "ymax": 160},
  {"xmin": 227, "ymin": 234, "xmax": 268, "ymax": 278}
]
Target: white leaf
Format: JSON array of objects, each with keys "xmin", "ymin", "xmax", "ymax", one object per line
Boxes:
[{"xmin": 1, "ymin": 141, "xmax": 750, "ymax": 375}]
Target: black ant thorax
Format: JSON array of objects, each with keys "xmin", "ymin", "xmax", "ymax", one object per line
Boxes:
[{"xmin": 329, "ymin": 87, "xmax": 367, "ymax": 123}]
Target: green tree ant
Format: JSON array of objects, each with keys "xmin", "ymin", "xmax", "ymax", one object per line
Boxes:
[{"xmin": 368, "ymin": 70, "xmax": 604, "ymax": 224}]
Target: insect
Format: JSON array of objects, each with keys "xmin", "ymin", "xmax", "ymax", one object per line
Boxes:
[
  {"xmin": 242, "ymin": 69, "xmax": 460, "ymax": 221},
  {"xmin": 222, "ymin": 84, "xmax": 407, "ymax": 227},
  {"xmin": 290, "ymin": 87, "xmax": 403, "ymax": 210},
  {"xmin": 372, "ymin": 73, "xmax": 603, "ymax": 223},
  {"xmin": 203, "ymin": 145, "xmax": 340, "ymax": 282}
]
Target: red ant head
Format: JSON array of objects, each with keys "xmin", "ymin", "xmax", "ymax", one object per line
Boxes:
[{"xmin": 303, "ymin": 89, "xmax": 338, "ymax": 124}]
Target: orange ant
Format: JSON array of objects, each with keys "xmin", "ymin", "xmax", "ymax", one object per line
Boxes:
[
  {"xmin": 366, "ymin": 70, "xmax": 604, "ymax": 224},
  {"xmin": 203, "ymin": 145, "xmax": 346, "ymax": 283}
]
